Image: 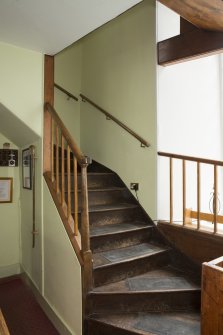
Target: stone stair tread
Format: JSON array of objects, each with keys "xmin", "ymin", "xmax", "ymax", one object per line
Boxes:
[
  {"xmin": 92, "ymin": 265, "xmax": 200, "ymax": 293},
  {"xmin": 93, "ymin": 243, "xmax": 169, "ymax": 268},
  {"xmin": 90, "ymin": 221, "xmax": 153, "ymax": 237},
  {"xmin": 87, "ymin": 311, "xmax": 200, "ymax": 335}
]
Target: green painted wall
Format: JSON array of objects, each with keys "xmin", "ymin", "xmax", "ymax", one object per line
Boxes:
[
  {"xmin": 0, "ymin": 42, "xmax": 43, "ymax": 136},
  {"xmin": 0, "ymin": 134, "xmax": 20, "ymax": 278},
  {"xmin": 55, "ymin": 0, "xmax": 157, "ymax": 218},
  {"xmin": 55, "ymin": 41, "xmax": 82, "ymax": 145},
  {"xmin": 81, "ymin": 0, "xmax": 157, "ymax": 218}
]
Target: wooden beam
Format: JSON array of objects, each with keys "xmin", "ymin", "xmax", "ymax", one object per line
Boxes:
[
  {"xmin": 44, "ymin": 55, "xmax": 54, "ymax": 172},
  {"xmin": 180, "ymin": 17, "xmax": 197, "ymax": 34},
  {"xmin": 158, "ymin": 28, "xmax": 223, "ymax": 66},
  {"xmin": 158, "ymin": 0, "xmax": 223, "ymax": 32}
]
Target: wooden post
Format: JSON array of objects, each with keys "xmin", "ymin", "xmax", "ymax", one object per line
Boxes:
[
  {"xmin": 202, "ymin": 257, "xmax": 223, "ymax": 335},
  {"xmin": 182, "ymin": 160, "xmax": 186, "ymax": 225},
  {"xmin": 197, "ymin": 162, "xmax": 200, "ymax": 230},
  {"xmin": 74, "ymin": 158, "xmax": 78, "ymax": 236},
  {"xmin": 169, "ymin": 157, "xmax": 173, "ymax": 224},
  {"xmin": 44, "ymin": 55, "xmax": 54, "ymax": 173},
  {"xmin": 214, "ymin": 165, "xmax": 218, "ymax": 234}
]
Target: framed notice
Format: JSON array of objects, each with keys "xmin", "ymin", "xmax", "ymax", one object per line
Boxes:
[
  {"xmin": 22, "ymin": 148, "xmax": 32, "ymax": 189},
  {"xmin": 0, "ymin": 178, "xmax": 13, "ymax": 203}
]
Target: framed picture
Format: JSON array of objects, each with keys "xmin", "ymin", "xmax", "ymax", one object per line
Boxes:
[
  {"xmin": 0, "ymin": 178, "xmax": 13, "ymax": 203},
  {"xmin": 22, "ymin": 148, "xmax": 32, "ymax": 189}
]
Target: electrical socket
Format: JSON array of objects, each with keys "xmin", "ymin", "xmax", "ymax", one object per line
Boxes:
[{"xmin": 130, "ymin": 183, "xmax": 139, "ymax": 191}]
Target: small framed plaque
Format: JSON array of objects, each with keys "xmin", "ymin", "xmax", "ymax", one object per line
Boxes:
[
  {"xmin": 22, "ymin": 148, "xmax": 32, "ymax": 189},
  {"xmin": 0, "ymin": 178, "xmax": 13, "ymax": 203}
]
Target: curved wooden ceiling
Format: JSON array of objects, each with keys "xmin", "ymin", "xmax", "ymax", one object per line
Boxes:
[{"xmin": 158, "ymin": 0, "xmax": 223, "ymax": 32}]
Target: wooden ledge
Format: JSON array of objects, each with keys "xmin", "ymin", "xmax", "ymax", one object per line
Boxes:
[{"xmin": 157, "ymin": 221, "xmax": 223, "ymax": 265}]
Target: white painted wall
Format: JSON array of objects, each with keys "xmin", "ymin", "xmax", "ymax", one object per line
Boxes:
[
  {"xmin": 157, "ymin": 4, "xmax": 222, "ymax": 222},
  {"xmin": 0, "ymin": 134, "xmax": 20, "ymax": 278},
  {"xmin": 43, "ymin": 181, "xmax": 82, "ymax": 335}
]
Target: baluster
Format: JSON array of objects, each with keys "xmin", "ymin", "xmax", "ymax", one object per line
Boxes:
[
  {"xmin": 61, "ymin": 136, "xmax": 65, "ymax": 205},
  {"xmin": 182, "ymin": 160, "xmax": 186, "ymax": 225},
  {"xmin": 74, "ymin": 157, "xmax": 78, "ymax": 235},
  {"xmin": 51, "ymin": 118, "xmax": 55, "ymax": 182},
  {"xmin": 67, "ymin": 146, "xmax": 71, "ymax": 220},
  {"xmin": 169, "ymin": 157, "xmax": 173, "ymax": 224},
  {"xmin": 197, "ymin": 162, "xmax": 200, "ymax": 230},
  {"xmin": 56, "ymin": 126, "xmax": 59, "ymax": 194},
  {"xmin": 214, "ymin": 165, "xmax": 218, "ymax": 234}
]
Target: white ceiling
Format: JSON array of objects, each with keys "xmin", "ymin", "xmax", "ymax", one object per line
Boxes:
[{"xmin": 0, "ymin": 0, "xmax": 142, "ymax": 55}]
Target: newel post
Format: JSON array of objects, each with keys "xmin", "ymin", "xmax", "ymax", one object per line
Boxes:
[
  {"xmin": 81, "ymin": 161, "xmax": 93, "ymax": 298},
  {"xmin": 44, "ymin": 55, "xmax": 54, "ymax": 173}
]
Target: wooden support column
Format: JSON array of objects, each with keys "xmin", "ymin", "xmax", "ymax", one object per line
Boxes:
[{"xmin": 44, "ymin": 55, "xmax": 54, "ymax": 172}]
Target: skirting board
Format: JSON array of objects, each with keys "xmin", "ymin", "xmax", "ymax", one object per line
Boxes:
[
  {"xmin": 20, "ymin": 269, "xmax": 73, "ymax": 335},
  {"xmin": 0, "ymin": 264, "xmax": 20, "ymax": 279}
]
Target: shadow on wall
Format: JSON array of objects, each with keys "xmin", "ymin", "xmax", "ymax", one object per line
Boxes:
[{"xmin": 0, "ymin": 103, "xmax": 40, "ymax": 147}]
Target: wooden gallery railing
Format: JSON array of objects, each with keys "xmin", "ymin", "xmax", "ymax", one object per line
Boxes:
[
  {"xmin": 158, "ymin": 152, "xmax": 223, "ymax": 234},
  {"xmin": 44, "ymin": 102, "xmax": 92, "ymax": 295}
]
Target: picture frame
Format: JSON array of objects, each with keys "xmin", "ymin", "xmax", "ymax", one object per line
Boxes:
[
  {"xmin": 0, "ymin": 178, "xmax": 13, "ymax": 203},
  {"xmin": 22, "ymin": 148, "xmax": 32, "ymax": 190}
]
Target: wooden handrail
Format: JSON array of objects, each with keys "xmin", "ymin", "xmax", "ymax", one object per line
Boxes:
[
  {"xmin": 80, "ymin": 93, "xmax": 150, "ymax": 148},
  {"xmin": 158, "ymin": 151, "xmax": 223, "ymax": 166},
  {"xmin": 54, "ymin": 83, "xmax": 78, "ymax": 101},
  {"xmin": 45, "ymin": 103, "xmax": 87, "ymax": 165}
]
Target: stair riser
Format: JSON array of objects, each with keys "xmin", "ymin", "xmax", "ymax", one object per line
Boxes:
[
  {"xmin": 67, "ymin": 190, "xmax": 131, "ymax": 208},
  {"xmin": 91, "ymin": 228, "xmax": 154, "ymax": 253},
  {"xmin": 76, "ymin": 189, "xmax": 133, "ymax": 207},
  {"xmin": 88, "ymin": 291, "xmax": 201, "ymax": 314},
  {"xmin": 57, "ymin": 173, "xmax": 123, "ymax": 190},
  {"xmin": 93, "ymin": 251, "xmax": 170, "ymax": 287},
  {"xmin": 86, "ymin": 319, "xmax": 133, "ymax": 335},
  {"xmin": 87, "ymin": 208, "xmax": 147, "ymax": 227},
  {"xmin": 79, "ymin": 174, "xmax": 123, "ymax": 189}
]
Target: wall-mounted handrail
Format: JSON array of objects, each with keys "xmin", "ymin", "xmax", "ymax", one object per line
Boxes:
[
  {"xmin": 158, "ymin": 151, "xmax": 223, "ymax": 235},
  {"xmin": 54, "ymin": 83, "xmax": 79, "ymax": 102},
  {"xmin": 45, "ymin": 103, "xmax": 87, "ymax": 165},
  {"xmin": 80, "ymin": 93, "xmax": 150, "ymax": 148}
]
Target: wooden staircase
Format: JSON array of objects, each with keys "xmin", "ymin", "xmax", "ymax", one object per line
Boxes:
[
  {"xmin": 44, "ymin": 103, "xmax": 201, "ymax": 335},
  {"xmin": 81, "ymin": 162, "xmax": 201, "ymax": 335}
]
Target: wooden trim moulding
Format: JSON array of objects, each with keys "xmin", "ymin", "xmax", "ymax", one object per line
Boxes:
[
  {"xmin": 44, "ymin": 171, "xmax": 83, "ymax": 266},
  {"xmin": 158, "ymin": 28, "xmax": 223, "ymax": 66}
]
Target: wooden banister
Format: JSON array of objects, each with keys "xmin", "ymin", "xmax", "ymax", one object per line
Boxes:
[
  {"xmin": 158, "ymin": 151, "xmax": 222, "ymax": 235},
  {"xmin": 45, "ymin": 103, "xmax": 87, "ymax": 165},
  {"xmin": 158, "ymin": 151, "xmax": 223, "ymax": 166},
  {"xmin": 44, "ymin": 102, "xmax": 93, "ymax": 294},
  {"xmin": 54, "ymin": 83, "xmax": 78, "ymax": 101},
  {"xmin": 80, "ymin": 93, "xmax": 150, "ymax": 148}
]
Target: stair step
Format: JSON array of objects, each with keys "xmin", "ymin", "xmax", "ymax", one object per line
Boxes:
[
  {"xmin": 88, "ymin": 266, "xmax": 200, "ymax": 313},
  {"xmin": 90, "ymin": 222, "xmax": 154, "ymax": 252},
  {"xmin": 93, "ymin": 243, "xmax": 170, "ymax": 286},
  {"xmin": 79, "ymin": 172, "xmax": 124, "ymax": 189},
  {"xmin": 90, "ymin": 221, "xmax": 151, "ymax": 237},
  {"xmin": 93, "ymin": 266, "xmax": 200, "ymax": 292},
  {"xmin": 85, "ymin": 204, "xmax": 147, "ymax": 226},
  {"xmin": 87, "ymin": 311, "xmax": 200, "ymax": 335}
]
